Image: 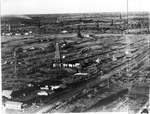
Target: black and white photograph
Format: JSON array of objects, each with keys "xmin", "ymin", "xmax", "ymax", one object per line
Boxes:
[{"xmin": 0, "ymin": 0, "xmax": 150, "ymax": 114}]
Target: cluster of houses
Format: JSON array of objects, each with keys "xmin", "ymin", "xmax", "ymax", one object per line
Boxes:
[{"xmin": 2, "ymin": 80, "xmax": 67, "ymax": 111}]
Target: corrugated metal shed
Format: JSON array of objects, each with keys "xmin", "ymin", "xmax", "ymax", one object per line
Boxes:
[
  {"xmin": 5, "ymin": 101, "xmax": 23, "ymax": 106},
  {"xmin": 5, "ymin": 101, "xmax": 23, "ymax": 110}
]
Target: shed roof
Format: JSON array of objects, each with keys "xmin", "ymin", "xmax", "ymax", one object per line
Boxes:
[
  {"xmin": 5, "ymin": 101, "xmax": 23, "ymax": 106},
  {"xmin": 74, "ymin": 73, "xmax": 89, "ymax": 75},
  {"xmin": 2, "ymin": 90, "xmax": 13, "ymax": 97}
]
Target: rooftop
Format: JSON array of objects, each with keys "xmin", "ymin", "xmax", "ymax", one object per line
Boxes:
[{"xmin": 5, "ymin": 101, "xmax": 23, "ymax": 106}]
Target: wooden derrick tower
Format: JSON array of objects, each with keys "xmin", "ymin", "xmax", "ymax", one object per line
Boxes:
[
  {"xmin": 77, "ymin": 25, "xmax": 82, "ymax": 38},
  {"xmin": 120, "ymin": 14, "xmax": 122, "ymax": 20},
  {"xmin": 8, "ymin": 24, "xmax": 11, "ymax": 32},
  {"xmin": 53, "ymin": 39, "xmax": 62, "ymax": 68},
  {"xmin": 54, "ymin": 41, "xmax": 61, "ymax": 63}
]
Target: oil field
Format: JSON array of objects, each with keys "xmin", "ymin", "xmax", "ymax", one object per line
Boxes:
[{"xmin": 1, "ymin": 12, "xmax": 150, "ymax": 114}]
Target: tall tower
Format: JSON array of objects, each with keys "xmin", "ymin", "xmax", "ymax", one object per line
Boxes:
[
  {"xmin": 96, "ymin": 21, "xmax": 99, "ymax": 31},
  {"xmin": 120, "ymin": 14, "xmax": 122, "ymax": 20},
  {"xmin": 111, "ymin": 19, "xmax": 114, "ymax": 26},
  {"xmin": 77, "ymin": 25, "xmax": 82, "ymax": 38},
  {"xmin": 14, "ymin": 51, "xmax": 17, "ymax": 76},
  {"xmin": 54, "ymin": 41, "xmax": 61, "ymax": 63},
  {"xmin": 8, "ymin": 24, "xmax": 11, "ymax": 32}
]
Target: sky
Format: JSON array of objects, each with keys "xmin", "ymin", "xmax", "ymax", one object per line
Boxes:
[{"xmin": 1, "ymin": 0, "xmax": 150, "ymax": 15}]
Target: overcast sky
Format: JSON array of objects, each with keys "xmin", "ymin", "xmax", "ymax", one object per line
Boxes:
[{"xmin": 1, "ymin": 0, "xmax": 150, "ymax": 15}]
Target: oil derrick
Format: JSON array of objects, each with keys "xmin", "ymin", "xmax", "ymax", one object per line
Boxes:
[
  {"xmin": 8, "ymin": 24, "xmax": 11, "ymax": 32},
  {"xmin": 120, "ymin": 14, "xmax": 122, "ymax": 20},
  {"xmin": 54, "ymin": 41, "xmax": 61, "ymax": 64},
  {"xmin": 37, "ymin": 21, "xmax": 41, "ymax": 34},
  {"xmin": 111, "ymin": 19, "xmax": 114, "ymax": 26},
  {"xmin": 96, "ymin": 21, "xmax": 100, "ymax": 31},
  {"xmin": 79, "ymin": 18, "xmax": 82, "ymax": 23},
  {"xmin": 77, "ymin": 25, "xmax": 82, "ymax": 38},
  {"xmin": 13, "ymin": 51, "xmax": 17, "ymax": 77}
]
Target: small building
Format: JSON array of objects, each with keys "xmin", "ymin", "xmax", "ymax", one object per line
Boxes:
[
  {"xmin": 74, "ymin": 73, "xmax": 89, "ymax": 76},
  {"xmin": 15, "ymin": 33, "xmax": 21, "ymax": 36},
  {"xmin": 112, "ymin": 55, "xmax": 117, "ymax": 61},
  {"xmin": 24, "ymin": 33, "xmax": 29, "ymax": 35},
  {"xmin": 26, "ymin": 83, "xmax": 34, "ymax": 87},
  {"xmin": 75, "ymin": 63, "xmax": 80, "ymax": 67},
  {"xmin": 53, "ymin": 63, "xmax": 61, "ymax": 67},
  {"xmin": 30, "ymin": 47, "xmax": 35, "ymax": 50},
  {"xmin": 3, "ymin": 61, "xmax": 8, "ymax": 65},
  {"xmin": 96, "ymin": 57, "xmax": 100, "ymax": 63},
  {"xmin": 62, "ymin": 55, "xmax": 66, "ymax": 59},
  {"xmin": 51, "ymin": 84, "xmax": 66, "ymax": 91},
  {"xmin": 84, "ymin": 34, "xmax": 90, "ymax": 37},
  {"xmin": 26, "ymin": 81, "xmax": 38, "ymax": 87},
  {"xmin": 2, "ymin": 33, "xmax": 5, "ymax": 36},
  {"xmin": 23, "ymin": 49, "xmax": 27, "ymax": 53},
  {"xmin": 29, "ymin": 31, "xmax": 32, "ymax": 34},
  {"xmin": 37, "ymin": 90, "xmax": 54, "ymax": 96},
  {"xmin": 53, "ymin": 62, "xmax": 80, "ymax": 68},
  {"xmin": 61, "ymin": 30, "xmax": 68, "ymax": 34},
  {"xmin": 4, "ymin": 101, "xmax": 27, "ymax": 110},
  {"xmin": 6, "ymin": 33, "xmax": 11, "ymax": 36},
  {"xmin": 2, "ymin": 90, "xmax": 13, "ymax": 99},
  {"xmin": 51, "ymin": 85, "xmax": 60, "ymax": 91},
  {"xmin": 40, "ymin": 85, "xmax": 49, "ymax": 90},
  {"xmin": 37, "ymin": 91, "xmax": 48, "ymax": 96}
]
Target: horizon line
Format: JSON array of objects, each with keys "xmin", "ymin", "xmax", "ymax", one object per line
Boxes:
[{"xmin": 1, "ymin": 11, "xmax": 149, "ymax": 16}]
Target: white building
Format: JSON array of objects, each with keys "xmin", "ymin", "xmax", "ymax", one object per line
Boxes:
[
  {"xmin": 26, "ymin": 83, "xmax": 34, "ymax": 87},
  {"xmin": 96, "ymin": 57, "xmax": 100, "ymax": 63},
  {"xmin": 61, "ymin": 30, "xmax": 68, "ymax": 34},
  {"xmin": 2, "ymin": 90, "xmax": 13, "ymax": 99},
  {"xmin": 37, "ymin": 91, "xmax": 48, "ymax": 96},
  {"xmin": 5, "ymin": 101, "xmax": 26, "ymax": 110},
  {"xmin": 2, "ymin": 33, "xmax": 5, "ymax": 36},
  {"xmin": 112, "ymin": 55, "xmax": 117, "ymax": 61},
  {"xmin": 51, "ymin": 84, "xmax": 66, "ymax": 91},
  {"xmin": 6, "ymin": 33, "xmax": 11, "ymax": 36},
  {"xmin": 51, "ymin": 85, "xmax": 60, "ymax": 91},
  {"xmin": 24, "ymin": 33, "xmax": 29, "ymax": 35},
  {"xmin": 74, "ymin": 73, "xmax": 89, "ymax": 76},
  {"xmin": 75, "ymin": 63, "xmax": 80, "ymax": 67},
  {"xmin": 30, "ymin": 47, "xmax": 35, "ymax": 50},
  {"xmin": 15, "ymin": 33, "xmax": 21, "ymax": 36},
  {"xmin": 40, "ymin": 85, "xmax": 49, "ymax": 90},
  {"xmin": 29, "ymin": 31, "xmax": 32, "ymax": 34}
]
